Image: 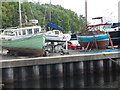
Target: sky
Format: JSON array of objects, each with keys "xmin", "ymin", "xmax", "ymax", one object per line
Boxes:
[{"xmin": 29, "ymin": 0, "xmax": 120, "ymax": 24}]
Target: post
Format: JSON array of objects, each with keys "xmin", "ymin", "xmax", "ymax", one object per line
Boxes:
[
  {"xmin": 85, "ymin": 0, "xmax": 88, "ymax": 30},
  {"xmin": 33, "ymin": 65, "xmax": 40, "ymax": 80},
  {"xmin": 90, "ymin": 60, "xmax": 94, "ymax": 74},
  {"xmin": 74, "ymin": 61, "xmax": 84, "ymax": 75},
  {"xmin": 0, "ymin": 1, "xmax": 2, "ymax": 29},
  {"xmin": 21, "ymin": 67, "xmax": 27, "ymax": 81},
  {"xmin": 63, "ymin": 63, "xmax": 74, "ymax": 77},
  {"xmin": 66, "ymin": 40, "xmax": 68, "ymax": 50},
  {"xmin": 94, "ymin": 36, "xmax": 98, "ymax": 49},
  {"xmin": 109, "ymin": 34, "xmax": 114, "ymax": 48},
  {"xmin": 49, "ymin": 0, "xmax": 52, "ymax": 22},
  {"xmin": 50, "ymin": 64, "xmax": 63, "ymax": 78},
  {"xmin": 4, "ymin": 68, "xmax": 14, "ymax": 83},
  {"xmin": 18, "ymin": 0, "xmax": 22, "ymax": 27}
]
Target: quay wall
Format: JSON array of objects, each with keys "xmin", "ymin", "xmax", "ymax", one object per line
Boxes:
[
  {"xmin": 1, "ymin": 51, "xmax": 120, "ymax": 83},
  {"xmin": 1, "ymin": 52, "xmax": 120, "ymax": 68}
]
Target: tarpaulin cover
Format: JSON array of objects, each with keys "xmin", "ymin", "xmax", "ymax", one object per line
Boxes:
[
  {"xmin": 111, "ymin": 22, "xmax": 120, "ymax": 28},
  {"xmin": 49, "ymin": 22, "xmax": 63, "ymax": 30},
  {"xmin": 80, "ymin": 49, "xmax": 120, "ymax": 53}
]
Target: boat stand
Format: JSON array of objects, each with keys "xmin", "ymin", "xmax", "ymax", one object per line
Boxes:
[
  {"xmin": 84, "ymin": 36, "xmax": 99, "ymax": 51},
  {"xmin": 109, "ymin": 34, "xmax": 114, "ymax": 49},
  {"xmin": 45, "ymin": 40, "xmax": 65, "ymax": 53}
]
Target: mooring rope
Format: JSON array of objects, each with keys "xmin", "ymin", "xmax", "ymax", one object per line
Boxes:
[{"xmin": 102, "ymin": 53, "xmax": 119, "ymax": 63}]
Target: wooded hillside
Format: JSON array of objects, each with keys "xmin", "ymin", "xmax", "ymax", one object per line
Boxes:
[{"xmin": 1, "ymin": 2, "xmax": 86, "ymax": 33}]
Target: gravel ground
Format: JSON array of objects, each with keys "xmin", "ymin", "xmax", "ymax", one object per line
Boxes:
[
  {"xmin": 0, "ymin": 49, "xmax": 82, "ymax": 60},
  {"xmin": 1, "ymin": 47, "xmax": 119, "ymax": 60}
]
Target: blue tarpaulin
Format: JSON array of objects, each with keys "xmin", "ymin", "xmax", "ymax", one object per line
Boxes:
[
  {"xmin": 103, "ymin": 49, "xmax": 120, "ymax": 52},
  {"xmin": 111, "ymin": 22, "xmax": 120, "ymax": 28},
  {"xmin": 49, "ymin": 22, "xmax": 63, "ymax": 30},
  {"xmin": 80, "ymin": 49, "xmax": 120, "ymax": 53}
]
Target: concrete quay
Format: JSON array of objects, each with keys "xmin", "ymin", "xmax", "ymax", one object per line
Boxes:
[
  {"xmin": 1, "ymin": 51, "xmax": 120, "ymax": 68},
  {"xmin": 1, "ymin": 51, "xmax": 120, "ymax": 83}
]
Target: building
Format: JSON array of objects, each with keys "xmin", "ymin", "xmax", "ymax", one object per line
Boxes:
[{"xmin": 118, "ymin": 1, "xmax": 120, "ymax": 22}]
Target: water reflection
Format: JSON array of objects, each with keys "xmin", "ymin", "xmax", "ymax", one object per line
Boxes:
[{"xmin": 3, "ymin": 71, "xmax": 120, "ymax": 88}]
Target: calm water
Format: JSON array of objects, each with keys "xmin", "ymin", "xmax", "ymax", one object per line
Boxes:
[{"xmin": 3, "ymin": 70, "xmax": 120, "ymax": 88}]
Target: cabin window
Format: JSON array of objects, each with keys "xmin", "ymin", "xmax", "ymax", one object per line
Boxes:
[
  {"xmin": 27, "ymin": 29, "xmax": 32, "ymax": 35},
  {"xmin": 104, "ymin": 25, "xmax": 112, "ymax": 29},
  {"xmin": 22, "ymin": 30, "xmax": 26, "ymax": 35},
  {"xmin": 55, "ymin": 31, "xmax": 59, "ymax": 34},
  {"xmin": 18, "ymin": 31, "xmax": 21, "ymax": 35},
  {"xmin": 15, "ymin": 32, "xmax": 18, "ymax": 36},
  {"xmin": 4, "ymin": 31, "xmax": 15, "ymax": 36},
  {"xmin": 0, "ymin": 30, "xmax": 3, "ymax": 34},
  {"xmin": 47, "ymin": 31, "xmax": 52, "ymax": 34},
  {"xmin": 34, "ymin": 28, "xmax": 39, "ymax": 34}
]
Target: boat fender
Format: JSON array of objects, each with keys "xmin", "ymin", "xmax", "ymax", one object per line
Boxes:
[
  {"xmin": 63, "ymin": 35, "xmax": 66, "ymax": 39},
  {"xmin": 43, "ymin": 50, "xmax": 50, "ymax": 56},
  {"xmin": 8, "ymin": 39, "xmax": 12, "ymax": 41},
  {"xmin": 60, "ymin": 49, "xmax": 69, "ymax": 55}
]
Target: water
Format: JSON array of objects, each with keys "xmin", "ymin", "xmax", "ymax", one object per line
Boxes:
[{"xmin": 3, "ymin": 70, "xmax": 120, "ymax": 88}]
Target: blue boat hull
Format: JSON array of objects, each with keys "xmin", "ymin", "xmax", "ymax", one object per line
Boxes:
[
  {"xmin": 76, "ymin": 33, "xmax": 109, "ymax": 49},
  {"xmin": 76, "ymin": 33, "xmax": 109, "ymax": 41}
]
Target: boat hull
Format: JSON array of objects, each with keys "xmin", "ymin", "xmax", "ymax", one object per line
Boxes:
[
  {"xmin": 1, "ymin": 34, "xmax": 45, "ymax": 56},
  {"xmin": 45, "ymin": 30, "xmax": 71, "ymax": 42},
  {"xmin": 45, "ymin": 35, "xmax": 64, "ymax": 42},
  {"xmin": 78, "ymin": 40, "xmax": 109, "ymax": 49},
  {"xmin": 2, "ymin": 46, "xmax": 44, "ymax": 56},
  {"xmin": 45, "ymin": 34, "xmax": 71, "ymax": 42},
  {"xmin": 76, "ymin": 33, "xmax": 109, "ymax": 49},
  {"xmin": 109, "ymin": 31, "xmax": 120, "ymax": 45}
]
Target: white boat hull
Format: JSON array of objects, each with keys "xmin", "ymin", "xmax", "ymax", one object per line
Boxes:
[{"xmin": 45, "ymin": 30, "xmax": 71, "ymax": 42}]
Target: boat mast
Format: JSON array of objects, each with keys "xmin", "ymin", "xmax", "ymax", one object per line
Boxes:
[
  {"xmin": 49, "ymin": 0, "xmax": 51, "ymax": 22},
  {"xmin": 19, "ymin": 0, "xmax": 22, "ymax": 27},
  {"xmin": 85, "ymin": 0, "xmax": 88, "ymax": 30}
]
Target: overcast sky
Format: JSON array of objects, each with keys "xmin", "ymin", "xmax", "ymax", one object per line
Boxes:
[{"xmin": 30, "ymin": 0, "xmax": 120, "ymax": 24}]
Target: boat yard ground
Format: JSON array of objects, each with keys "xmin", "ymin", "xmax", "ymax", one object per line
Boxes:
[
  {"xmin": 1, "ymin": 46, "xmax": 120, "ymax": 84},
  {"xmin": 0, "ymin": 46, "xmax": 120, "ymax": 60},
  {"xmin": 0, "ymin": 49, "xmax": 81, "ymax": 60}
]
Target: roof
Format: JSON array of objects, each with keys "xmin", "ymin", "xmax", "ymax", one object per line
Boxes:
[
  {"xmin": 3, "ymin": 26, "xmax": 41, "ymax": 32},
  {"xmin": 88, "ymin": 23, "xmax": 112, "ymax": 28}
]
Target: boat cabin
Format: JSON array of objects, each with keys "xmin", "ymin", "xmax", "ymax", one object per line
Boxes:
[
  {"xmin": 45, "ymin": 30, "xmax": 63, "ymax": 36},
  {"xmin": 103, "ymin": 23, "xmax": 120, "ymax": 32},
  {"xmin": 2, "ymin": 26, "xmax": 41, "ymax": 37}
]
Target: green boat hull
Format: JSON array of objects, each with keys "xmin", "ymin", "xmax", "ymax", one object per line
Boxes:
[{"xmin": 1, "ymin": 34, "xmax": 45, "ymax": 56}]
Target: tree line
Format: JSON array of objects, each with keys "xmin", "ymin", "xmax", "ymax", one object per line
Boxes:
[{"xmin": 1, "ymin": 2, "xmax": 86, "ymax": 33}]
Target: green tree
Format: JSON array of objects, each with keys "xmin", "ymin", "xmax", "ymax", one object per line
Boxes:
[
  {"xmin": 1, "ymin": 2, "xmax": 86, "ymax": 33},
  {"xmin": 79, "ymin": 15, "xmax": 86, "ymax": 31}
]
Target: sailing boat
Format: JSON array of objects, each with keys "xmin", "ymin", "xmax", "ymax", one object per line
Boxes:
[
  {"xmin": 77, "ymin": 24, "xmax": 110, "ymax": 49},
  {"xmin": 104, "ymin": 22, "xmax": 120, "ymax": 46},
  {"xmin": 45, "ymin": 0, "xmax": 71, "ymax": 42},
  {"xmin": 76, "ymin": 0, "xmax": 109, "ymax": 49},
  {"xmin": 0, "ymin": 1, "xmax": 45, "ymax": 56},
  {"xmin": 45, "ymin": 22, "xmax": 71, "ymax": 42}
]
